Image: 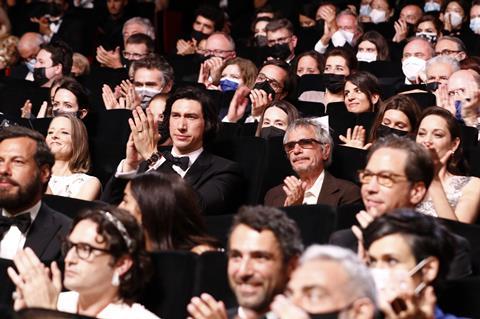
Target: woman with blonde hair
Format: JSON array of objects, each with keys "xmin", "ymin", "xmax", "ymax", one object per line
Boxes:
[{"xmin": 46, "ymin": 114, "xmax": 101, "ymax": 200}]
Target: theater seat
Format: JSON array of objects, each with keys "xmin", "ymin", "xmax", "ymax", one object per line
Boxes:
[
  {"xmin": 43, "ymin": 195, "xmax": 105, "ymax": 219},
  {"xmin": 329, "ymin": 146, "xmax": 367, "ymax": 185},
  {"xmin": 0, "ymin": 258, "xmax": 15, "ymax": 307}
]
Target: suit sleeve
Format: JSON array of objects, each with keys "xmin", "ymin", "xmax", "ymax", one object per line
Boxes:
[
  {"xmin": 100, "ymin": 175, "xmax": 129, "ymax": 205},
  {"xmin": 264, "ymin": 185, "xmax": 286, "ymax": 207}
]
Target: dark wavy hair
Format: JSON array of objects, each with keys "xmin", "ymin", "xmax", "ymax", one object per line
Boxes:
[
  {"xmin": 164, "ymin": 85, "xmax": 219, "ymax": 145},
  {"xmin": 52, "ymin": 76, "xmax": 90, "ymax": 112},
  {"xmin": 70, "ymin": 207, "xmax": 152, "ymax": 303},
  {"xmin": 363, "ymin": 208, "xmax": 456, "ymax": 283},
  {"xmin": 128, "ymin": 172, "xmax": 218, "ymax": 251},
  {"xmin": 324, "ymin": 47, "xmax": 358, "ymax": 74},
  {"xmin": 356, "ymin": 31, "xmax": 390, "ymax": 61},
  {"xmin": 415, "ymin": 106, "xmax": 468, "ymax": 175},
  {"xmin": 345, "ymin": 71, "xmax": 381, "ymax": 112}
]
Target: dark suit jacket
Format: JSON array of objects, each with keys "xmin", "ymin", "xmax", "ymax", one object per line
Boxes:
[
  {"xmin": 24, "ymin": 203, "xmax": 72, "ymax": 262},
  {"xmin": 101, "ymin": 151, "xmax": 245, "ymax": 215},
  {"xmin": 329, "ymin": 228, "xmax": 472, "ymax": 280},
  {"xmin": 264, "ymin": 171, "xmax": 361, "ymax": 207}
]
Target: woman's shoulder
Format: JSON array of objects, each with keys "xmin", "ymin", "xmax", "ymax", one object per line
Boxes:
[{"xmin": 99, "ymin": 301, "xmax": 161, "ymax": 319}]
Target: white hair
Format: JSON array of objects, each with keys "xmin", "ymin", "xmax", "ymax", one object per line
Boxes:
[{"xmin": 123, "ymin": 17, "xmax": 155, "ymax": 40}]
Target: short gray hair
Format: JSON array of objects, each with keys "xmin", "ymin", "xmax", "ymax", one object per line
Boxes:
[
  {"xmin": 301, "ymin": 245, "xmax": 377, "ymax": 306},
  {"xmin": 436, "ymin": 36, "xmax": 467, "ymax": 53},
  {"xmin": 123, "ymin": 17, "xmax": 155, "ymax": 40},
  {"xmin": 426, "ymin": 55, "xmax": 460, "ymax": 74},
  {"xmin": 283, "ymin": 118, "xmax": 334, "ymax": 166}
]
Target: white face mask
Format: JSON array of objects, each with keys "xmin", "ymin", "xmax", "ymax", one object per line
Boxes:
[
  {"xmin": 369, "ymin": 9, "xmax": 387, "ymax": 24},
  {"xmin": 135, "ymin": 86, "xmax": 162, "ymax": 108},
  {"xmin": 331, "ymin": 29, "xmax": 355, "ymax": 47},
  {"xmin": 402, "ymin": 56, "xmax": 426, "ymax": 81},
  {"xmin": 415, "ymin": 32, "xmax": 437, "ymax": 43},
  {"xmin": 470, "ymin": 17, "xmax": 480, "ymax": 34},
  {"xmin": 356, "ymin": 51, "xmax": 377, "ymax": 62},
  {"xmin": 359, "ymin": 4, "xmax": 371, "ymax": 16},
  {"xmin": 446, "ymin": 11, "xmax": 463, "ymax": 28},
  {"xmin": 424, "ymin": 1, "xmax": 441, "ymax": 12}
]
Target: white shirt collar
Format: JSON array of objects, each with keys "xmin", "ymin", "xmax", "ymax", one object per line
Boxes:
[
  {"xmin": 2, "ymin": 200, "xmax": 42, "ymax": 222},
  {"xmin": 303, "ymin": 171, "xmax": 325, "ymax": 204},
  {"xmin": 171, "ymin": 147, "xmax": 203, "ymax": 169}
]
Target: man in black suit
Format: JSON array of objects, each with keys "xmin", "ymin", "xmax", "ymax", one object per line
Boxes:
[
  {"xmin": 187, "ymin": 206, "xmax": 303, "ymax": 319},
  {"xmin": 0, "ymin": 126, "xmax": 71, "ymax": 261},
  {"xmin": 264, "ymin": 118, "xmax": 361, "ymax": 207},
  {"xmin": 101, "ymin": 85, "xmax": 244, "ymax": 215}
]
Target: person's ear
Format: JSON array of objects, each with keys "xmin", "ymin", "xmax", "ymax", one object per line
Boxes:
[
  {"xmin": 78, "ymin": 108, "xmax": 88, "ymax": 119},
  {"xmin": 54, "ymin": 64, "xmax": 63, "ymax": 76},
  {"xmin": 350, "ymin": 297, "xmax": 376, "ymax": 319},
  {"xmin": 371, "ymin": 93, "xmax": 380, "ymax": 106},
  {"xmin": 450, "ymin": 137, "xmax": 460, "ymax": 153},
  {"xmin": 321, "ymin": 143, "xmax": 331, "ymax": 161},
  {"xmin": 421, "ymin": 256, "xmax": 440, "ymax": 284},
  {"xmin": 115, "ymin": 255, "xmax": 133, "ymax": 277},
  {"xmin": 409, "ymin": 181, "xmax": 427, "ymax": 206},
  {"xmin": 291, "ymin": 35, "xmax": 298, "ymax": 49},
  {"xmin": 39, "ymin": 164, "xmax": 51, "ymax": 185}
]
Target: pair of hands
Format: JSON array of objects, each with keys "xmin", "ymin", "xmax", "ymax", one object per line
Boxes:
[
  {"xmin": 96, "ymin": 46, "xmax": 123, "ymax": 69},
  {"xmin": 177, "ymin": 39, "xmax": 197, "ymax": 56},
  {"xmin": 392, "ymin": 19, "xmax": 409, "ymax": 43},
  {"xmin": 21, "ymin": 100, "xmax": 48, "ymax": 119},
  {"xmin": 187, "ymin": 293, "xmax": 310, "ymax": 319},
  {"xmin": 198, "ymin": 57, "xmax": 223, "ymax": 89},
  {"xmin": 124, "ymin": 106, "xmax": 160, "ymax": 172},
  {"xmin": 317, "ymin": 6, "xmax": 338, "ymax": 46},
  {"xmin": 226, "ymin": 86, "xmax": 273, "ymax": 122},
  {"xmin": 339, "ymin": 125, "xmax": 372, "ymax": 150},
  {"xmin": 435, "ymin": 82, "xmax": 480, "ymax": 127},
  {"xmin": 102, "ymin": 79, "xmax": 141, "ymax": 110},
  {"xmin": 7, "ymin": 247, "xmax": 61, "ymax": 311},
  {"xmin": 380, "ymin": 286, "xmax": 436, "ymax": 319}
]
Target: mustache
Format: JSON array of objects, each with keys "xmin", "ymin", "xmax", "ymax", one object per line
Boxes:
[{"xmin": 0, "ymin": 177, "xmax": 18, "ymax": 186}]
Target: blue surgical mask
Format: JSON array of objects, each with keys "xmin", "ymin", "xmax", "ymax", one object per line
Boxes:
[
  {"xmin": 219, "ymin": 78, "xmax": 240, "ymax": 92},
  {"xmin": 470, "ymin": 17, "xmax": 480, "ymax": 33},
  {"xmin": 25, "ymin": 58, "xmax": 36, "ymax": 73}
]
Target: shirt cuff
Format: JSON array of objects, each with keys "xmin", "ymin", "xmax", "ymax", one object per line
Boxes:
[
  {"xmin": 114, "ymin": 159, "xmax": 138, "ymax": 179},
  {"xmin": 314, "ymin": 39, "xmax": 328, "ymax": 54}
]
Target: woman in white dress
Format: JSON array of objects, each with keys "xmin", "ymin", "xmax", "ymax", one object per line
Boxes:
[
  {"xmin": 45, "ymin": 114, "xmax": 101, "ymax": 200},
  {"xmin": 7, "ymin": 207, "xmax": 159, "ymax": 319},
  {"xmin": 416, "ymin": 107, "xmax": 480, "ymax": 223}
]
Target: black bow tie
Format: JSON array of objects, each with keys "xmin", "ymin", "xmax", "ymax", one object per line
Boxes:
[
  {"xmin": 0, "ymin": 213, "xmax": 31, "ymax": 236},
  {"xmin": 163, "ymin": 152, "xmax": 190, "ymax": 171}
]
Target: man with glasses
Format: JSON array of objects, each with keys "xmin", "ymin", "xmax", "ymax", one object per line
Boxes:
[
  {"xmin": 446, "ymin": 69, "xmax": 480, "ymax": 130},
  {"xmin": 265, "ymin": 118, "xmax": 361, "ymax": 207},
  {"xmin": 122, "ymin": 33, "xmax": 154, "ymax": 66},
  {"xmin": 265, "ymin": 18, "xmax": 297, "ymax": 63},
  {"xmin": 0, "ymin": 126, "xmax": 71, "ymax": 261},
  {"xmin": 434, "ymin": 36, "xmax": 467, "ymax": 61},
  {"xmin": 330, "ymin": 135, "xmax": 434, "ymax": 250},
  {"xmin": 224, "ymin": 59, "xmax": 291, "ymax": 123}
]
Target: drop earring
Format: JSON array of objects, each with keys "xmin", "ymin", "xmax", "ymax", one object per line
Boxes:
[{"xmin": 111, "ymin": 272, "xmax": 120, "ymax": 286}]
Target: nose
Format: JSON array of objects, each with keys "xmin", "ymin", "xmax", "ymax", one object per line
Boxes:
[
  {"xmin": 292, "ymin": 142, "xmax": 303, "ymax": 154},
  {"xmin": 64, "ymin": 246, "xmax": 78, "ymax": 264},
  {"xmin": 237, "ymin": 257, "xmax": 254, "ymax": 278},
  {"xmin": 0, "ymin": 161, "xmax": 11, "ymax": 176},
  {"xmin": 363, "ymin": 175, "xmax": 380, "ymax": 193}
]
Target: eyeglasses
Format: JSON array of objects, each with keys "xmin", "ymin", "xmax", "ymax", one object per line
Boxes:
[
  {"xmin": 267, "ymin": 35, "xmax": 292, "ymax": 46},
  {"xmin": 122, "ymin": 51, "xmax": 148, "ymax": 60},
  {"xmin": 284, "ymin": 138, "xmax": 322, "ymax": 153},
  {"xmin": 62, "ymin": 239, "xmax": 111, "ymax": 260},
  {"xmin": 204, "ymin": 49, "xmax": 234, "ymax": 57},
  {"xmin": 435, "ymin": 49, "xmax": 461, "ymax": 56},
  {"xmin": 256, "ymin": 73, "xmax": 284, "ymax": 92},
  {"xmin": 357, "ymin": 169, "xmax": 408, "ymax": 188}
]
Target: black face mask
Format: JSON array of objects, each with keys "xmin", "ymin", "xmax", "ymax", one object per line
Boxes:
[
  {"xmin": 260, "ymin": 126, "xmax": 285, "ymax": 139},
  {"xmin": 254, "ymin": 35, "xmax": 268, "ymax": 47},
  {"xmin": 425, "ymin": 81, "xmax": 440, "ymax": 92},
  {"xmin": 323, "ymin": 74, "xmax": 345, "ymax": 93},
  {"xmin": 52, "ymin": 109, "xmax": 82, "ymax": 118},
  {"xmin": 267, "ymin": 43, "xmax": 291, "ymax": 60},
  {"xmin": 33, "ymin": 67, "xmax": 49, "ymax": 86},
  {"xmin": 253, "ymin": 80, "xmax": 276, "ymax": 99},
  {"xmin": 308, "ymin": 311, "xmax": 342, "ymax": 319},
  {"xmin": 192, "ymin": 30, "xmax": 208, "ymax": 42},
  {"xmin": 376, "ymin": 124, "xmax": 409, "ymax": 138},
  {"xmin": 314, "ymin": 19, "xmax": 325, "ymax": 35}
]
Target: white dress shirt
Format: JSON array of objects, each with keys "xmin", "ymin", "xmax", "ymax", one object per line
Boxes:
[
  {"xmin": 115, "ymin": 147, "xmax": 204, "ymax": 179},
  {"xmin": 0, "ymin": 200, "xmax": 41, "ymax": 259},
  {"xmin": 302, "ymin": 171, "xmax": 325, "ymax": 205}
]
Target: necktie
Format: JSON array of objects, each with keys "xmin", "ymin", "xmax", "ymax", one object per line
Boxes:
[
  {"xmin": 0, "ymin": 213, "xmax": 31, "ymax": 239},
  {"xmin": 163, "ymin": 152, "xmax": 190, "ymax": 171}
]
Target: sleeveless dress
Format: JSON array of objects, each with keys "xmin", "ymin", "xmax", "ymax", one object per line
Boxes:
[
  {"xmin": 48, "ymin": 173, "xmax": 97, "ymax": 198},
  {"xmin": 416, "ymin": 176, "xmax": 471, "ymax": 217}
]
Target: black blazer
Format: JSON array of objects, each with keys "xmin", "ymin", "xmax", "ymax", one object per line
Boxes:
[
  {"xmin": 101, "ymin": 151, "xmax": 245, "ymax": 215},
  {"xmin": 24, "ymin": 203, "xmax": 72, "ymax": 262}
]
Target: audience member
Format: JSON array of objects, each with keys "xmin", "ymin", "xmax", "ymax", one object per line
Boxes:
[
  {"xmin": 265, "ymin": 118, "xmax": 361, "ymax": 207},
  {"xmin": 45, "ymin": 114, "xmax": 101, "ymax": 200},
  {"xmin": 255, "ymin": 100, "xmax": 299, "ymax": 139},
  {"xmin": 215, "ymin": 57, "xmax": 258, "ymax": 92},
  {"xmin": 344, "ymin": 71, "xmax": 381, "ymax": 113},
  {"xmin": 446, "ymin": 69, "xmax": 480, "ymax": 128},
  {"xmin": 11, "ymin": 32, "xmax": 44, "ymax": 81},
  {"xmin": 355, "ymin": 30, "xmax": 390, "ymax": 62},
  {"xmin": 33, "ymin": 41, "xmax": 73, "ymax": 88},
  {"xmin": 0, "ymin": 126, "xmax": 71, "ymax": 261},
  {"xmin": 291, "ymin": 50, "xmax": 324, "ymax": 77},
  {"xmin": 435, "ymin": 36, "xmax": 467, "ymax": 61},
  {"xmin": 323, "ymin": 48, "xmax": 356, "ymax": 105},
  {"xmin": 401, "ymin": 37, "xmax": 434, "ymax": 84},
  {"xmin": 415, "ymin": 15, "xmax": 443, "ymax": 44},
  {"xmin": 315, "ymin": 9, "xmax": 362, "ymax": 54},
  {"xmin": 7, "ymin": 207, "xmax": 159, "ymax": 318},
  {"xmin": 187, "ymin": 205, "xmax": 303, "ymax": 319},
  {"xmin": 119, "ymin": 172, "xmax": 218, "ymax": 253},
  {"xmin": 265, "ymin": 18, "xmax": 297, "ymax": 63}
]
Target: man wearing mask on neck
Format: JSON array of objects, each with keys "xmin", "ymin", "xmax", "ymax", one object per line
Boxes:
[
  {"xmin": 265, "ymin": 18, "xmax": 297, "ymax": 64},
  {"xmin": 315, "ymin": 9, "xmax": 363, "ymax": 54}
]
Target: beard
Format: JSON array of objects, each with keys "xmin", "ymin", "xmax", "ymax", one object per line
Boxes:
[{"xmin": 0, "ymin": 171, "xmax": 42, "ymax": 212}]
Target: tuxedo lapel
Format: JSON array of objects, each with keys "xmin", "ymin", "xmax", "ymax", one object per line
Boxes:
[
  {"xmin": 184, "ymin": 152, "xmax": 212, "ymax": 186},
  {"xmin": 317, "ymin": 172, "xmax": 340, "ymax": 204},
  {"xmin": 24, "ymin": 204, "xmax": 61, "ymax": 260}
]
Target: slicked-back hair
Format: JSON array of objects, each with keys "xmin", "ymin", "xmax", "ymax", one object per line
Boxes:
[
  {"xmin": 130, "ymin": 54, "xmax": 174, "ymax": 89},
  {"xmin": 40, "ymin": 40, "xmax": 73, "ymax": 76},
  {"xmin": 0, "ymin": 126, "xmax": 54, "ymax": 170},
  {"xmin": 228, "ymin": 205, "xmax": 303, "ymax": 264},
  {"xmin": 163, "ymin": 85, "xmax": 219, "ymax": 145},
  {"xmin": 363, "ymin": 208, "xmax": 456, "ymax": 282},
  {"xmin": 367, "ymin": 135, "xmax": 434, "ymax": 188}
]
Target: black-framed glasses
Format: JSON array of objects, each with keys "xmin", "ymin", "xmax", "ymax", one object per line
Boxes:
[
  {"xmin": 357, "ymin": 169, "xmax": 408, "ymax": 188},
  {"xmin": 256, "ymin": 73, "xmax": 284, "ymax": 92},
  {"xmin": 284, "ymin": 138, "xmax": 322, "ymax": 153},
  {"xmin": 122, "ymin": 51, "xmax": 148, "ymax": 60},
  {"xmin": 61, "ymin": 239, "xmax": 111, "ymax": 260},
  {"xmin": 435, "ymin": 49, "xmax": 461, "ymax": 56},
  {"xmin": 267, "ymin": 35, "xmax": 292, "ymax": 46}
]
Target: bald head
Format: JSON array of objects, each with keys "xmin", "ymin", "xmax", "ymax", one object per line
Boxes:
[
  {"xmin": 403, "ymin": 37, "xmax": 434, "ymax": 61},
  {"xmin": 400, "ymin": 5, "xmax": 423, "ymax": 25},
  {"xmin": 18, "ymin": 32, "xmax": 44, "ymax": 60},
  {"xmin": 448, "ymin": 69, "xmax": 480, "ymax": 92},
  {"xmin": 205, "ymin": 32, "xmax": 236, "ymax": 59}
]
